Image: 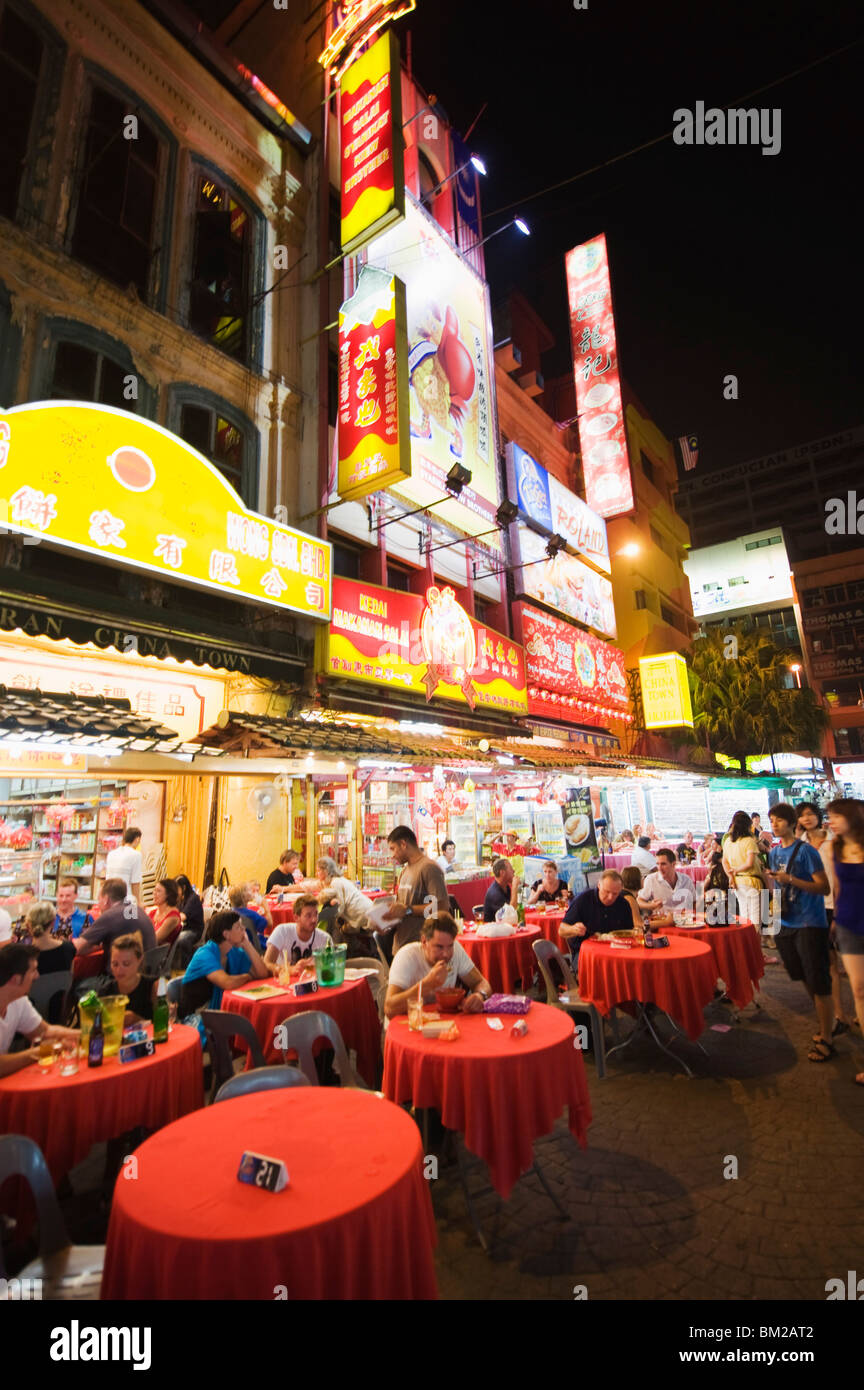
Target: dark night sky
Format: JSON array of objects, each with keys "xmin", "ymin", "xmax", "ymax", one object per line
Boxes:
[{"xmin": 401, "ymin": 0, "xmax": 862, "ymax": 473}]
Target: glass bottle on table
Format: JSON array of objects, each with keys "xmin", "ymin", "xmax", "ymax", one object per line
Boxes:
[
  {"xmin": 153, "ymin": 977, "xmax": 169, "ymax": 1044},
  {"xmin": 88, "ymin": 1010, "xmax": 104, "ymax": 1068}
]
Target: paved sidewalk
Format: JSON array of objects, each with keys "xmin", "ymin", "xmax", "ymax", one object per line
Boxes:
[{"xmin": 431, "ymin": 965, "xmax": 864, "ymax": 1300}]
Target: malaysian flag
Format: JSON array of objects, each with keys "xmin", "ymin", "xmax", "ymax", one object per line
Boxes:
[{"xmin": 678, "ymin": 434, "xmax": 698, "ymax": 471}]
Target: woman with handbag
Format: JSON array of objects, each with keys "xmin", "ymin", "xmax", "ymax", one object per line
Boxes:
[
  {"xmin": 722, "ymin": 810, "xmax": 768, "ymax": 948},
  {"xmin": 824, "ymin": 798, "xmax": 864, "ymax": 1086}
]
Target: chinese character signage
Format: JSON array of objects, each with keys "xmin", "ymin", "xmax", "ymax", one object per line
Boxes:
[
  {"xmin": 340, "ymin": 29, "xmax": 405, "ymax": 255},
  {"xmin": 0, "ymin": 749, "xmax": 88, "ymax": 776},
  {"xmin": 565, "ymin": 234, "xmax": 635, "ymax": 518},
  {"xmin": 639, "ymin": 652, "xmax": 694, "ymax": 728},
  {"xmin": 365, "ymin": 197, "xmax": 500, "ymax": 546},
  {"xmin": 505, "ymin": 442, "xmax": 610, "ymax": 573},
  {"xmin": 0, "ymin": 403, "xmax": 332, "ymax": 621},
  {"xmin": 513, "ymin": 526, "xmax": 617, "ymax": 638},
  {"xmin": 337, "ymin": 266, "xmax": 410, "ymax": 501},
  {"xmin": 325, "ymin": 576, "xmax": 527, "ymax": 714},
  {"xmin": 516, "ymin": 603, "xmax": 629, "ymax": 718}
]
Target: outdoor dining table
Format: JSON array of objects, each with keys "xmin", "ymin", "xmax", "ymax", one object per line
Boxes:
[
  {"xmin": 100, "ymin": 1088, "xmax": 438, "ymax": 1300},
  {"xmin": 666, "ymin": 919, "xmax": 764, "ymax": 1009},
  {"xmin": 383, "ymin": 1003, "xmax": 591, "ymax": 1201},
  {"xmin": 222, "ymin": 975, "xmax": 382, "ymax": 1085},
  {"xmin": 0, "ymin": 1023, "xmax": 202, "ymax": 1182},
  {"xmin": 525, "ymin": 907, "xmax": 568, "ymax": 952},
  {"xmin": 458, "ymin": 925, "xmax": 540, "ymax": 995},
  {"xmin": 576, "ymin": 935, "xmax": 717, "ymax": 1076}
]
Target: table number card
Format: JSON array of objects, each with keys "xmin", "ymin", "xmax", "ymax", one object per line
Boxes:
[
  {"xmin": 118, "ymin": 1040, "xmax": 156, "ymax": 1063},
  {"xmin": 237, "ymin": 1151, "xmax": 289, "ymax": 1193}
]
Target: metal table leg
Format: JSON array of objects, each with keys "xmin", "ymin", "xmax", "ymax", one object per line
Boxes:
[{"xmin": 605, "ymin": 1001, "xmax": 696, "ymax": 1077}]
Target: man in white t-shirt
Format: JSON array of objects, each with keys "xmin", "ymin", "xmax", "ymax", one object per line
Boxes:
[
  {"xmin": 0, "ymin": 943, "xmax": 81, "ymax": 1077},
  {"xmin": 104, "ymin": 826, "xmax": 144, "ymax": 902},
  {"xmin": 385, "ymin": 913, "xmax": 491, "ymax": 1019},
  {"xmin": 264, "ymin": 896, "xmax": 332, "ymax": 970},
  {"xmin": 638, "ymin": 849, "xmax": 699, "ymax": 913}
]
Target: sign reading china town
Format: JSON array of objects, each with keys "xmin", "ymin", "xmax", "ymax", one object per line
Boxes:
[
  {"xmin": 340, "ymin": 29, "xmax": 405, "ymax": 255},
  {"xmin": 504, "ymin": 442, "xmax": 610, "ymax": 574},
  {"xmin": 565, "ymin": 234, "xmax": 635, "ymax": 519},
  {"xmin": 324, "ymin": 576, "xmax": 527, "ymax": 714},
  {"xmin": 0, "ymin": 403, "xmax": 331, "ymax": 621},
  {"xmin": 365, "ymin": 197, "xmax": 499, "ymax": 547},
  {"xmin": 516, "ymin": 603, "xmax": 629, "ymax": 720},
  {"xmin": 338, "ymin": 266, "xmax": 410, "ymax": 501},
  {"xmin": 639, "ymin": 652, "xmax": 694, "ymax": 729}
]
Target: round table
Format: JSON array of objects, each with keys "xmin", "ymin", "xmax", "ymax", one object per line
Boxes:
[
  {"xmin": 100, "ymin": 1089, "xmax": 437, "ymax": 1300},
  {"xmin": 445, "ymin": 877, "xmax": 494, "ymax": 919},
  {"xmin": 577, "ymin": 936, "xmax": 716, "ymax": 1041},
  {"xmin": 459, "ymin": 926, "xmax": 540, "ymax": 995},
  {"xmin": 222, "ymin": 976, "xmax": 382, "ymax": 1086},
  {"xmin": 525, "ymin": 908, "xmax": 568, "ymax": 953},
  {"xmin": 667, "ymin": 921, "xmax": 764, "ymax": 1008},
  {"xmin": 266, "ymin": 902, "xmax": 297, "ymax": 928},
  {"xmin": 0, "ymin": 1024, "xmax": 202, "ymax": 1181},
  {"xmin": 383, "ymin": 1004, "xmax": 591, "ymax": 1200}
]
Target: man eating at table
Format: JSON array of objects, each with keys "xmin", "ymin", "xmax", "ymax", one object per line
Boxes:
[
  {"xmin": 264, "ymin": 895, "xmax": 332, "ymax": 972},
  {"xmin": 483, "ymin": 858, "xmax": 520, "ymax": 920},
  {"xmin": 559, "ymin": 870, "xmax": 633, "ymax": 974},
  {"xmin": 0, "ymin": 943, "xmax": 81, "ymax": 1076},
  {"xmin": 385, "ymin": 913, "xmax": 492, "ymax": 1019},
  {"xmin": 638, "ymin": 849, "xmax": 699, "ymax": 914}
]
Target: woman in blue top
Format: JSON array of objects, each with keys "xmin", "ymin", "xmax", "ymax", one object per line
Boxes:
[
  {"xmin": 181, "ymin": 910, "xmax": 269, "ymax": 1013},
  {"xmin": 825, "ymin": 799, "xmax": 864, "ymax": 1087}
]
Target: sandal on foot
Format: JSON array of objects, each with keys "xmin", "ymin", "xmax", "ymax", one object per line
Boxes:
[
  {"xmin": 807, "ymin": 1038, "xmax": 837, "ymax": 1062},
  {"xmin": 812, "ymin": 1021, "xmax": 852, "ymax": 1042}
]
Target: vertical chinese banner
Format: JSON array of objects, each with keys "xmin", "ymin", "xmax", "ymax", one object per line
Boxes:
[
  {"xmin": 337, "ymin": 265, "xmax": 411, "ymax": 501},
  {"xmin": 340, "ymin": 28, "xmax": 405, "ymax": 256},
  {"xmin": 565, "ymin": 234, "xmax": 635, "ymax": 518}
]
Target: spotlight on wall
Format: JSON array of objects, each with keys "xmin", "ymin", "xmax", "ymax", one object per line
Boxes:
[
  {"xmin": 446, "ymin": 462, "xmax": 472, "ymax": 496},
  {"xmin": 495, "ymin": 498, "xmax": 519, "ymax": 527},
  {"xmin": 545, "ymin": 533, "xmax": 567, "ymax": 559}
]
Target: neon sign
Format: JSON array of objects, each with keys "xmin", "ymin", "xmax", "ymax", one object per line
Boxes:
[{"xmin": 319, "ymin": 1, "xmax": 417, "ymax": 82}]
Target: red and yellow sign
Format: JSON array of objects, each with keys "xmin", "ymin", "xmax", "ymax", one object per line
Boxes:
[
  {"xmin": 516, "ymin": 604, "xmax": 630, "ymax": 721},
  {"xmin": 0, "ymin": 402, "xmax": 332, "ymax": 621},
  {"xmin": 338, "ymin": 266, "xmax": 410, "ymax": 500},
  {"xmin": 639, "ymin": 652, "xmax": 694, "ymax": 729},
  {"xmin": 340, "ymin": 29, "xmax": 405, "ymax": 255},
  {"xmin": 565, "ymin": 234, "xmax": 635, "ymax": 519},
  {"xmin": 325, "ymin": 577, "xmax": 528, "ymax": 714}
]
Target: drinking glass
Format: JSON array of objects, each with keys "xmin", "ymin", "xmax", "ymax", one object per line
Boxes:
[
  {"xmin": 407, "ymin": 998, "xmax": 424, "ymax": 1031},
  {"xmin": 59, "ymin": 1039, "xmax": 79, "ymax": 1076},
  {"xmin": 168, "ymin": 1001, "xmax": 178, "ymax": 1030},
  {"xmin": 472, "ymin": 906, "xmax": 484, "ymax": 925},
  {"xmin": 38, "ymin": 1040, "xmax": 55, "ymax": 1075}
]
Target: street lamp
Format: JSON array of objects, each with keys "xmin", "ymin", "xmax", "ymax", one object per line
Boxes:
[
  {"xmin": 790, "ymin": 663, "xmax": 802, "ymax": 689},
  {"xmin": 470, "ymin": 216, "xmax": 531, "ymax": 252},
  {"xmin": 425, "ymin": 154, "xmax": 487, "ymax": 201}
]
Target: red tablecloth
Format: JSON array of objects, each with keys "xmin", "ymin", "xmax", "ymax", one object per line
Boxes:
[
  {"xmin": 100, "ymin": 1089, "xmax": 437, "ymax": 1300},
  {"xmin": 0, "ymin": 1024, "xmax": 202, "ymax": 1181},
  {"xmin": 577, "ymin": 936, "xmax": 716, "ymax": 1041},
  {"xmin": 383, "ymin": 1004, "xmax": 591, "ymax": 1200},
  {"xmin": 267, "ymin": 903, "xmax": 296, "ymax": 928},
  {"xmin": 445, "ymin": 877, "xmax": 494, "ymax": 919},
  {"xmin": 525, "ymin": 908, "xmax": 568, "ymax": 952},
  {"xmin": 459, "ymin": 926, "xmax": 540, "ymax": 994},
  {"xmin": 223, "ymin": 976, "xmax": 382, "ymax": 1086},
  {"xmin": 667, "ymin": 921, "xmax": 764, "ymax": 1008}
]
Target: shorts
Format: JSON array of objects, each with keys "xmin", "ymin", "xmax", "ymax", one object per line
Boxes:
[
  {"xmin": 775, "ymin": 926, "xmax": 832, "ymax": 995},
  {"xmin": 834, "ymin": 922, "xmax": 864, "ymax": 956}
]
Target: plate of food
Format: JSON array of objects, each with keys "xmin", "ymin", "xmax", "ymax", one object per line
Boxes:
[{"xmin": 564, "ymin": 812, "xmax": 591, "ymax": 846}]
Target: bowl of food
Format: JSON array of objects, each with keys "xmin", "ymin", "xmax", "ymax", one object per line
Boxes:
[{"xmin": 435, "ymin": 987, "xmax": 466, "ymax": 1012}]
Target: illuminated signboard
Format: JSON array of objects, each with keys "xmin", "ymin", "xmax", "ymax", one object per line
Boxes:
[
  {"xmin": 0, "ymin": 403, "xmax": 332, "ymax": 621},
  {"xmin": 365, "ymin": 197, "xmax": 499, "ymax": 546},
  {"xmin": 340, "ymin": 29, "xmax": 405, "ymax": 255},
  {"xmin": 639, "ymin": 652, "xmax": 694, "ymax": 728},
  {"xmin": 320, "ymin": 1, "xmax": 416, "ymax": 82},
  {"xmin": 325, "ymin": 576, "xmax": 527, "ymax": 714},
  {"xmin": 565, "ymin": 233, "xmax": 635, "ymax": 518},
  {"xmin": 516, "ymin": 603, "xmax": 629, "ymax": 721},
  {"xmin": 338, "ymin": 266, "xmax": 410, "ymax": 501},
  {"xmin": 505, "ymin": 442, "xmax": 609, "ymax": 574},
  {"xmin": 513, "ymin": 525, "xmax": 617, "ymax": 638}
]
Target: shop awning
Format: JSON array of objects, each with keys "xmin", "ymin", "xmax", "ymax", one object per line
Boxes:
[{"xmin": 0, "ymin": 686, "xmax": 222, "ymax": 756}]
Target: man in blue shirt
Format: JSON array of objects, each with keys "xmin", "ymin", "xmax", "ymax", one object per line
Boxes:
[
  {"xmin": 53, "ymin": 879, "xmax": 90, "ymax": 940},
  {"xmin": 560, "ymin": 871, "xmax": 632, "ymax": 975},
  {"xmin": 483, "ymin": 858, "xmax": 519, "ymax": 921},
  {"xmin": 182, "ymin": 910, "xmax": 269, "ymax": 1012},
  {"xmin": 768, "ymin": 803, "xmax": 834, "ymax": 1062}
]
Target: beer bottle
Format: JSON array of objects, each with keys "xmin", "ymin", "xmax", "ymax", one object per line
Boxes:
[
  {"xmin": 88, "ymin": 1010, "xmax": 104, "ymax": 1068},
  {"xmin": 153, "ymin": 977, "xmax": 169, "ymax": 1044}
]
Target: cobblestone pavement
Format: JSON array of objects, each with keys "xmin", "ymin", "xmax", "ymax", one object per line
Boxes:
[{"xmin": 431, "ymin": 964, "xmax": 864, "ymax": 1301}]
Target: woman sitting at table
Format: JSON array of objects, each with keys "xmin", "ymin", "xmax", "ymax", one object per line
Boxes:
[
  {"xmin": 175, "ymin": 874, "xmax": 204, "ymax": 942},
  {"xmin": 315, "ymin": 857, "xmax": 376, "ymax": 955},
  {"xmin": 527, "ymin": 859, "xmax": 570, "ymax": 906},
  {"xmin": 148, "ymin": 878, "xmax": 183, "ymax": 946},
  {"xmin": 99, "ymin": 935, "xmax": 157, "ymax": 1024},
  {"xmin": 29, "ymin": 902, "xmax": 77, "ymax": 976},
  {"xmin": 619, "ymin": 867, "xmax": 646, "ymax": 931},
  {"xmin": 699, "ymin": 833, "xmax": 720, "ymax": 865},
  {"xmin": 181, "ymin": 910, "xmax": 269, "ymax": 1012},
  {"xmin": 612, "ymin": 829, "xmax": 635, "ymax": 850}
]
